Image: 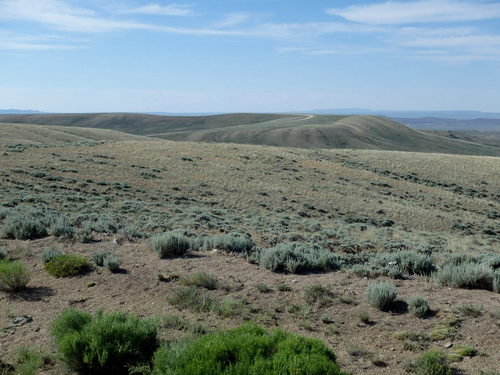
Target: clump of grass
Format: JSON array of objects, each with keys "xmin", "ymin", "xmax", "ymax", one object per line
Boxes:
[
  {"xmin": 410, "ymin": 350, "xmax": 453, "ymax": 375},
  {"xmin": 407, "ymin": 296, "xmax": 431, "ymax": 318},
  {"xmin": 304, "ymin": 284, "xmax": 333, "ymax": 306},
  {"xmin": 52, "ymin": 309, "xmax": 158, "ymax": 375},
  {"xmin": 0, "ymin": 260, "xmax": 30, "ymax": 293},
  {"xmin": 168, "ymin": 286, "xmax": 216, "ymax": 313},
  {"xmin": 180, "ymin": 272, "xmax": 218, "ymax": 290},
  {"xmin": 259, "ymin": 242, "xmax": 339, "ymax": 273},
  {"xmin": 103, "ymin": 253, "xmax": 121, "ymax": 273},
  {"xmin": 149, "ymin": 232, "xmax": 191, "ymax": 258},
  {"xmin": 454, "ymin": 304, "xmax": 483, "ymax": 318},
  {"xmin": 44, "ymin": 254, "xmax": 91, "ymax": 277},
  {"xmin": 152, "ymin": 323, "xmax": 344, "ymax": 375},
  {"xmin": 91, "ymin": 250, "xmax": 111, "ymax": 267},
  {"xmin": 365, "ymin": 282, "xmax": 397, "ymax": 310},
  {"xmin": 255, "ymin": 283, "xmax": 272, "ymax": 293},
  {"xmin": 0, "ymin": 247, "xmax": 8, "ymax": 261},
  {"xmin": 277, "ymin": 283, "xmax": 292, "ymax": 292},
  {"xmin": 358, "ymin": 312, "xmax": 371, "ymax": 324},
  {"xmin": 160, "ymin": 314, "xmax": 206, "ymax": 335},
  {"xmin": 14, "ymin": 347, "xmax": 52, "ymax": 375}
]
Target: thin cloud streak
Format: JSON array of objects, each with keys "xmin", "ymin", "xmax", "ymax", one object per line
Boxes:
[
  {"xmin": 327, "ymin": 0, "xmax": 500, "ymax": 25},
  {"xmin": 122, "ymin": 3, "xmax": 193, "ymax": 16}
]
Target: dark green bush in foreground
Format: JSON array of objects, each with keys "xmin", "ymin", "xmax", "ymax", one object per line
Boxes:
[
  {"xmin": 153, "ymin": 322, "xmax": 345, "ymax": 375},
  {"xmin": 45, "ymin": 254, "xmax": 91, "ymax": 277},
  {"xmin": 52, "ymin": 309, "xmax": 158, "ymax": 375}
]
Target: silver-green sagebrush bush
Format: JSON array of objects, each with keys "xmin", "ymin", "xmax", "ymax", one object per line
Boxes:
[
  {"xmin": 0, "ymin": 260, "xmax": 30, "ymax": 293},
  {"xmin": 407, "ymin": 296, "xmax": 430, "ymax": 318},
  {"xmin": 365, "ymin": 282, "xmax": 397, "ymax": 310},
  {"xmin": 149, "ymin": 231, "xmax": 191, "ymax": 258}
]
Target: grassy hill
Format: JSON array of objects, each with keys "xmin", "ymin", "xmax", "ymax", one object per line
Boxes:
[
  {"xmin": 1, "ymin": 113, "xmax": 499, "ymax": 156},
  {"xmin": 0, "ymin": 138, "xmax": 498, "ymax": 374},
  {"xmin": 0, "ymin": 123, "xmax": 153, "ymax": 145}
]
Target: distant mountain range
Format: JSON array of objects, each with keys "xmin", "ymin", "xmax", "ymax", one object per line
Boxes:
[
  {"xmin": 0, "ymin": 109, "xmax": 45, "ymax": 114},
  {"xmin": 307, "ymin": 109, "xmax": 500, "ymax": 120}
]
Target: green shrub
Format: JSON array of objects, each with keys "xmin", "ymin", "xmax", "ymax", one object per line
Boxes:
[
  {"xmin": 1, "ymin": 215, "xmax": 47, "ymax": 240},
  {"xmin": 256, "ymin": 283, "xmax": 272, "ymax": 293},
  {"xmin": 180, "ymin": 272, "xmax": 218, "ymax": 290},
  {"xmin": 365, "ymin": 282, "xmax": 397, "ymax": 310},
  {"xmin": 0, "ymin": 260, "xmax": 30, "ymax": 292},
  {"xmin": 41, "ymin": 247, "xmax": 63, "ymax": 264},
  {"xmin": 152, "ymin": 323, "xmax": 345, "ymax": 375},
  {"xmin": 413, "ymin": 350, "xmax": 452, "ymax": 375},
  {"xmin": 45, "ymin": 254, "xmax": 91, "ymax": 277},
  {"xmin": 407, "ymin": 296, "xmax": 430, "ymax": 318},
  {"xmin": 149, "ymin": 232, "xmax": 191, "ymax": 258},
  {"xmin": 52, "ymin": 309, "xmax": 158, "ymax": 375},
  {"xmin": 259, "ymin": 242, "xmax": 339, "ymax": 273},
  {"xmin": 435, "ymin": 263, "xmax": 494, "ymax": 291},
  {"xmin": 201, "ymin": 233, "xmax": 254, "ymax": 253}
]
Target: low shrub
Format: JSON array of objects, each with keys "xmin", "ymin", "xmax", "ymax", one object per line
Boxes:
[
  {"xmin": 407, "ymin": 296, "xmax": 430, "ymax": 318},
  {"xmin": 412, "ymin": 350, "xmax": 452, "ymax": 375},
  {"xmin": 180, "ymin": 272, "xmax": 218, "ymax": 290},
  {"xmin": 201, "ymin": 233, "xmax": 254, "ymax": 254},
  {"xmin": 103, "ymin": 254, "xmax": 120, "ymax": 273},
  {"xmin": 435, "ymin": 263, "xmax": 495, "ymax": 291},
  {"xmin": 91, "ymin": 250, "xmax": 110, "ymax": 267},
  {"xmin": 149, "ymin": 232, "xmax": 191, "ymax": 258},
  {"xmin": 304, "ymin": 284, "xmax": 333, "ymax": 306},
  {"xmin": 256, "ymin": 283, "xmax": 272, "ymax": 293},
  {"xmin": 49, "ymin": 218, "xmax": 75, "ymax": 239},
  {"xmin": 259, "ymin": 242, "xmax": 339, "ymax": 273},
  {"xmin": 0, "ymin": 260, "xmax": 30, "ymax": 292},
  {"xmin": 41, "ymin": 248, "xmax": 63, "ymax": 264},
  {"xmin": 369, "ymin": 251, "xmax": 435, "ymax": 278},
  {"xmin": 1, "ymin": 215, "xmax": 47, "ymax": 240},
  {"xmin": 52, "ymin": 309, "xmax": 159, "ymax": 375},
  {"xmin": 365, "ymin": 282, "xmax": 397, "ymax": 310},
  {"xmin": 0, "ymin": 247, "xmax": 7, "ymax": 261},
  {"xmin": 152, "ymin": 323, "xmax": 345, "ymax": 375},
  {"xmin": 45, "ymin": 254, "xmax": 91, "ymax": 277}
]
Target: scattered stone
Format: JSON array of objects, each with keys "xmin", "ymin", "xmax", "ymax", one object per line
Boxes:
[
  {"xmin": 158, "ymin": 273, "xmax": 180, "ymax": 282},
  {"xmin": 9, "ymin": 315, "xmax": 33, "ymax": 327},
  {"xmin": 87, "ymin": 282, "xmax": 96, "ymax": 288},
  {"xmin": 445, "ymin": 342, "xmax": 453, "ymax": 348}
]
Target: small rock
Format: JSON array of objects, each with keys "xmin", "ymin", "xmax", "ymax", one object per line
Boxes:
[
  {"xmin": 445, "ymin": 342, "xmax": 453, "ymax": 348},
  {"xmin": 86, "ymin": 282, "xmax": 96, "ymax": 288},
  {"xmin": 9, "ymin": 316, "xmax": 33, "ymax": 327},
  {"xmin": 112, "ymin": 238, "xmax": 119, "ymax": 245},
  {"xmin": 291, "ymin": 279, "xmax": 298, "ymax": 283},
  {"xmin": 158, "ymin": 273, "xmax": 180, "ymax": 282}
]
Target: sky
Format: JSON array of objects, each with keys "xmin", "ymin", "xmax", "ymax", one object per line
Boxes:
[{"xmin": 1, "ymin": 0, "xmax": 500, "ymax": 113}]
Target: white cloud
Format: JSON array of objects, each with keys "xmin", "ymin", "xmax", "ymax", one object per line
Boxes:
[
  {"xmin": 327, "ymin": 0, "xmax": 500, "ymax": 25},
  {"xmin": 0, "ymin": 0, "xmax": 148, "ymax": 32},
  {"xmin": 124, "ymin": 3, "xmax": 193, "ymax": 16},
  {"xmin": 213, "ymin": 13, "xmax": 251, "ymax": 28}
]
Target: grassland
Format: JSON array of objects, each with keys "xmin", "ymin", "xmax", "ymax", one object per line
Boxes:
[
  {"xmin": 0, "ymin": 130, "xmax": 498, "ymax": 374},
  {"xmin": 1, "ymin": 113, "xmax": 499, "ymax": 156}
]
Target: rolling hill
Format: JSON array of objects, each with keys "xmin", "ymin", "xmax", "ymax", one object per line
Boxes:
[
  {"xmin": 0, "ymin": 123, "xmax": 153, "ymax": 145},
  {"xmin": 0, "ymin": 113, "xmax": 499, "ymax": 156}
]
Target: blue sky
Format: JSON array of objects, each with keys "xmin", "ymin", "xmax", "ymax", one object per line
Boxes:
[{"xmin": 1, "ymin": 0, "xmax": 500, "ymax": 113}]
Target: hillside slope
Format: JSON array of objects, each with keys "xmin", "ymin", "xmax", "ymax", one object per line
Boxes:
[
  {"xmin": 0, "ymin": 123, "xmax": 153, "ymax": 145},
  {"xmin": 0, "ymin": 113, "xmax": 498, "ymax": 156},
  {"xmin": 160, "ymin": 115, "xmax": 500, "ymax": 156}
]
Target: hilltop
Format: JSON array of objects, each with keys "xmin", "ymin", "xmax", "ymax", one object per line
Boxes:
[{"xmin": 0, "ymin": 113, "xmax": 499, "ymax": 156}]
